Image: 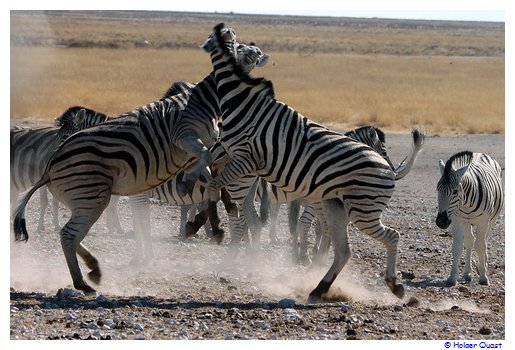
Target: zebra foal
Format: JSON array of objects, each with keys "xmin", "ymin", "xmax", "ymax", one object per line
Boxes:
[
  {"xmin": 436, "ymin": 151, "xmax": 504, "ymax": 286},
  {"xmin": 204, "ymin": 24, "xmax": 404, "ymax": 302}
]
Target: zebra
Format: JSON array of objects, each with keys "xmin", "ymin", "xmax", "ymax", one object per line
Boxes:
[
  {"xmin": 12, "ymin": 33, "xmax": 272, "ymax": 293},
  {"xmin": 291, "ymin": 127, "xmax": 426, "ymax": 265},
  {"xmin": 10, "ymin": 106, "xmax": 106, "ymax": 233},
  {"xmin": 203, "ymin": 23, "xmax": 405, "ymax": 302},
  {"xmin": 51, "ymin": 43, "xmax": 269, "ymax": 259},
  {"xmin": 436, "ymin": 151, "xmax": 504, "ymax": 286},
  {"xmin": 12, "ymin": 28, "xmax": 244, "ymax": 294}
]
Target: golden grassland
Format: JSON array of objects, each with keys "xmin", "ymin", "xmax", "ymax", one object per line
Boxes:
[{"xmin": 10, "ymin": 11, "xmax": 505, "ymax": 134}]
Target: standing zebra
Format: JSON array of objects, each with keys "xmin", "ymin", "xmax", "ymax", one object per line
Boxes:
[
  {"xmin": 204, "ymin": 24, "xmax": 404, "ymax": 302},
  {"xmin": 436, "ymin": 151, "xmax": 504, "ymax": 286},
  {"xmin": 10, "ymin": 106, "xmax": 106, "ymax": 233}
]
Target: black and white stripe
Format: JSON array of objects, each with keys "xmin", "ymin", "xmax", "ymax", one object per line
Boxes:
[
  {"xmin": 10, "ymin": 106, "xmax": 104, "ymax": 233},
  {"xmin": 12, "ymin": 29, "xmax": 244, "ymax": 294},
  {"xmin": 436, "ymin": 151, "xmax": 503, "ymax": 286},
  {"xmin": 204, "ymin": 23, "xmax": 405, "ymax": 302}
]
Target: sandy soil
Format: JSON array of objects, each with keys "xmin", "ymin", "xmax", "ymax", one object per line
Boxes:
[{"xmin": 10, "ymin": 131, "xmax": 505, "ymax": 340}]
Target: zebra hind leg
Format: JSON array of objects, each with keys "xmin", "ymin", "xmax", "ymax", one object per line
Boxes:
[
  {"xmin": 60, "ymin": 208, "xmax": 106, "ymax": 294},
  {"xmin": 354, "ymin": 215, "xmax": 404, "ymax": 299},
  {"xmin": 307, "ymin": 199, "xmax": 351, "ymax": 304}
]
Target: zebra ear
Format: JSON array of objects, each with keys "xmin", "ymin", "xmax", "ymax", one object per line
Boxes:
[
  {"xmin": 454, "ymin": 164, "xmax": 469, "ymax": 181},
  {"xmin": 439, "ymin": 160, "xmax": 446, "ymax": 175},
  {"xmin": 256, "ymin": 54, "xmax": 271, "ymax": 67},
  {"xmin": 74, "ymin": 109, "xmax": 87, "ymax": 127},
  {"xmin": 367, "ymin": 127, "xmax": 379, "ymax": 145},
  {"xmin": 201, "ymin": 35, "xmax": 214, "ymax": 52}
]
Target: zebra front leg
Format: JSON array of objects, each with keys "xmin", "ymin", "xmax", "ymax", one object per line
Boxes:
[
  {"xmin": 474, "ymin": 221, "xmax": 491, "ymax": 285},
  {"xmin": 52, "ymin": 196, "xmax": 60, "ymax": 232},
  {"xmin": 462, "ymin": 223, "xmax": 474, "ymax": 283},
  {"xmin": 308, "ymin": 199, "xmax": 350, "ymax": 304},
  {"xmin": 129, "ymin": 193, "xmax": 153, "ymax": 265},
  {"xmin": 447, "ymin": 221, "xmax": 465, "ymax": 286},
  {"xmin": 37, "ymin": 187, "xmax": 49, "ymax": 233},
  {"xmin": 176, "ymin": 136, "xmax": 213, "ymax": 197},
  {"xmin": 184, "ymin": 202, "xmax": 209, "ymax": 238},
  {"xmin": 105, "ymin": 196, "xmax": 125, "ymax": 235},
  {"xmin": 207, "ymin": 199, "xmax": 224, "ymax": 244}
]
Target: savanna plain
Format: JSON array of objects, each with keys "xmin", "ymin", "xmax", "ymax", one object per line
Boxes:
[{"xmin": 9, "ymin": 11, "xmax": 505, "ymax": 341}]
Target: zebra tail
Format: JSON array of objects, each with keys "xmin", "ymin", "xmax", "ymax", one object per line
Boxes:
[
  {"xmin": 258, "ymin": 178, "xmax": 269, "ymax": 225},
  {"xmin": 394, "ymin": 127, "xmax": 426, "ymax": 180},
  {"xmin": 13, "ymin": 172, "xmax": 50, "ymax": 242}
]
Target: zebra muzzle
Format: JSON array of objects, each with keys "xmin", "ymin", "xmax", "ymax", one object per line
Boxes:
[{"xmin": 436, "ymin": 211, "xmax": 451, "ymax": 229}]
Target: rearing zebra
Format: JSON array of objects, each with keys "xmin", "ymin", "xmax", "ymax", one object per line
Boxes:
[
  {"xmin": 436, "ymin": 151, "xmax": 504, "ymax": 286},
  {"xmin": 12, "ymin": 28, "xmax": 245, "ymax": 294},
  {"xmin": 204, "ymin": 23, "xmax": 404, "ymax": 302}
]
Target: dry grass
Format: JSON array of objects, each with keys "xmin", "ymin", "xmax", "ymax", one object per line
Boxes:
[{"xmin": 10, "ymin": 11, "xmax": 505, "ymax": 134}]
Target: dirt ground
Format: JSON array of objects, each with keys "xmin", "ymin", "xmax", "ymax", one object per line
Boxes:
[{"xmin": 9, "ymin": 131, "xmax": 505, "ymax": 341}]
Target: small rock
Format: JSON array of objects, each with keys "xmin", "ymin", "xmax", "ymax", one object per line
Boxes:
[
  {"xmin": 220, "ymin": 277, "xmax": 230, "ymax": 284},
  {"xmin": 393, "ymin": 304, "xmax": 403, "ymax": 311},
  {"xmin": 282, "ymin": 308, "xmax": 301, "ymax": 319},
  {"xmin": 340, "ymin": 303, "xmax": 352, "ymax": 312},
  {"xmin": 134, "ymin": 334, "xmax": 146, "ymax": 340},
  {"xmin": 406, "ymin": 296, "xmax": 420, "ymax": 307},
  {"xmin": 56, "ymin": 288, "xmax": 84, "ymax": 298},
  {"xmin": 277, "ymin": 298, "xmax": 296, "ymax": 308},
  {"xmin": 479, "ymin": 326, "xmax": 492, "ymax": 335}
]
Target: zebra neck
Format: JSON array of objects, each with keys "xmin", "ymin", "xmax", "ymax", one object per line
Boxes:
[{"xmin": 209, "ymin": 38, "xmax": 274, "ymax": 122}]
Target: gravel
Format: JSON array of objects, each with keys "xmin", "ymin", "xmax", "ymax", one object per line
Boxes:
[{"xmin": 10, "ymin": 132, "xmax": 505, "ymax": 340}]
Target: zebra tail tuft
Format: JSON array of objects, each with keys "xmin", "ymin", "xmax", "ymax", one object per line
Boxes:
[
  {"xmin": 13, "ymin": 172, "xmax": 50, "ymax": 242},
  {"xmin": 394, "ymin": 127, "xmax": 426, "ymax": 180}
]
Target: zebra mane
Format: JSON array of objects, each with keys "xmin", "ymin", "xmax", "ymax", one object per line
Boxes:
[
  {"xmin": 214, "ymin": 23, "xmax": 275, "ymax": 99},
  {"xmin": 444, "ymin": 150, "xmax": 473, "ymax": 176},
  {"xmin": 350, "ymin": 126, "xmax": 386, "ymax": 143},
  {"xmin": 162, "ymin": 81, "xmax": 196, "ymax": 99},
  {"xmin": 60, "ymin": 106, "xmax": 107, "ymax": 120}
]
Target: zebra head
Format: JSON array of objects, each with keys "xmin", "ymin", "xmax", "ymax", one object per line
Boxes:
[
  {"xmin": 54, "ymin": 106, "xmax": 109, "ymax": 136},
  {"xmin": 436, "ymin": 151, "xmax": 473, "ymax": 229},
  {"xmin": 201, "ymin": 26, "xmax": 237, "ymax": 55},
  {"xmin": 236, "ymin": 43, "xmax": 271, "ymax": 73}
]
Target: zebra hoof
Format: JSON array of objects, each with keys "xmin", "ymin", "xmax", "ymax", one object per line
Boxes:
[
  {"xmin": 88, "ymin": 269, "xmax": 102, "ymax": 285},
  {"xmin": 184, "ymin": 222, "xmax": 197, "ymax": 238},
  {"xmin": 211, "ymin": 228, "xmax": 224, "ymax": 244},
  {"xmin": 74, "ymin": 282, "xmax": 96, "ymax": 295},
  {"xmin": 307, "ymin": 292, "xmax": 322, "ymax": 304},
  {"xmin": 385, "ymin": 277, "xmax": 405, "ymax": 299},
  {"xmin": 478, "ymin": 277, "xmax": 490, "ymax": 286},
  {"xmin": 446, "ymin": 276, "xmax": 458, "ymax": 286}
]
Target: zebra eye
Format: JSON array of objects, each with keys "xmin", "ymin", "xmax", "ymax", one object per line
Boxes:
[{"xmin": 452, "ymin": 189, "xmax": 458, "ymax": 195}]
